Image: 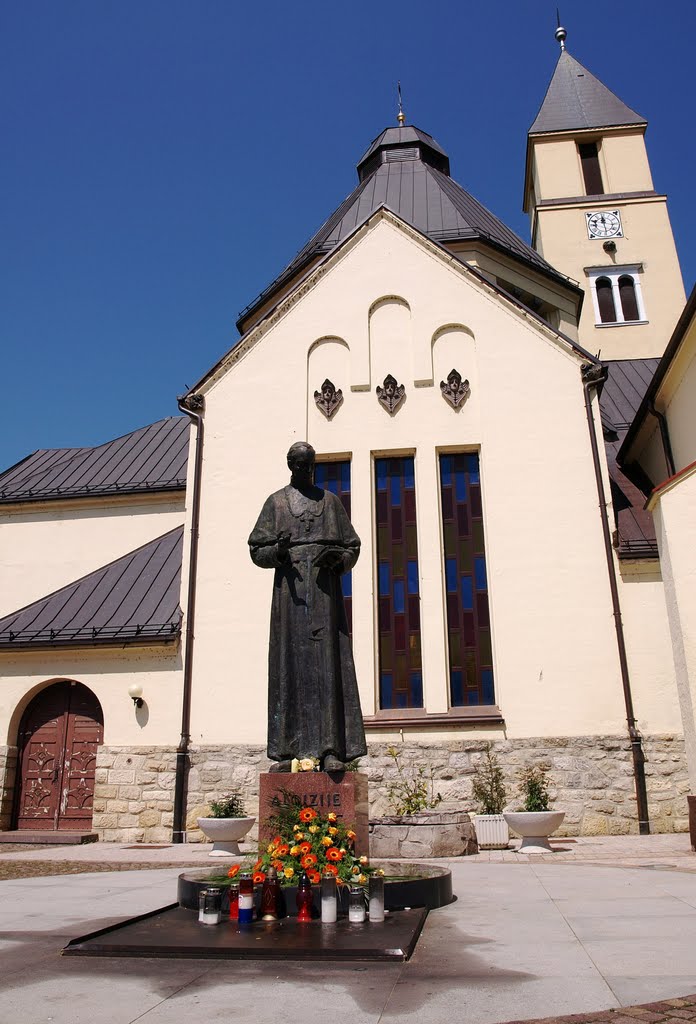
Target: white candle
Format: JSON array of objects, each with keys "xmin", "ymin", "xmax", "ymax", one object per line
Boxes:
[
  {"xmin": 369, "ymin": 896, "xmax": 385, "ymax": 923},
  {"xmin": 321, "ymin": 895, "xmax": 337, "ymax": 923},
  {"xmin": 348, "ymin": 903, "xmax": 365, "ymax": 923}
]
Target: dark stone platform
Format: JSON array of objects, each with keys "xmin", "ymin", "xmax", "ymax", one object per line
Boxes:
[{"xmin": 62, "ymin": 904, "xmax": 428, "ymax": 961}]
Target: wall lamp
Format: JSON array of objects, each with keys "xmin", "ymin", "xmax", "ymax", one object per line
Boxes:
[{"xmin": 128, "ymin": 683, "xmax": 144, "ymax": 709}]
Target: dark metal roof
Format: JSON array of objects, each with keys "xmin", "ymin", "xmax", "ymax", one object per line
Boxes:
[
  {"xmin": 600, "ymin": 359, "xmax": 660, "ymax": 559},
  {"xmin": 530, "ymin": 51, "xmax": 646, "ymax": 134},
  {"xmin": 237, "ymin": 125, "xmax": 575, "ymax": 331},
  {"xmin": 0, "ymin": 527, "xmax": 183, "ymax": 649},
  {"xmin": 0, "ymin": 417, "xmax": 189, "ymax": 505}
]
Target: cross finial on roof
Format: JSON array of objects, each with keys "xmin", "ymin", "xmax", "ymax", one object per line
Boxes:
[
  {"xmin": 397, "ymin": 81, "xmax": 405, "ymax": 126},
  {"xmin": 555, "ymin": 10, "xmax": 567, "ymax": 50}
]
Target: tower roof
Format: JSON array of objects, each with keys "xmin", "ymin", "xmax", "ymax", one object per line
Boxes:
[
  {"xmin": 238, "ymin": 125, "xmax": 570, "ymax": 331},
  {"xmin": 529, "ymin": 50, "xmax": 646, "ymax": 134}
]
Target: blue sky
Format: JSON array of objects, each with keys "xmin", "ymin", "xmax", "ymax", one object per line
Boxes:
[{"xmin": 2, "ymin": 2, "xmax": 694, "ymax": 471}]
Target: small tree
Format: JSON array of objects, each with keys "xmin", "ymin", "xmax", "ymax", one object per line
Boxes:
[
  {"xmin": 518, "ymin": 763, "xmax": 551, "ymax": 812},
  {"xmin": 385, "ymin": 746, "xmax": 443, "ymax": 815},
  {"xmin": 208, "ymin": 791, "xmax": 246, "ymax": 818},
  {"xmin": 471, "ymin": 744, "xmax": 507, "ymax": 815}
]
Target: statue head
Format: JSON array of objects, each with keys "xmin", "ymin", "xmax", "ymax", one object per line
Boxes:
[{"xmin": 287, "ymin": 442, "xmax": 316, "ymax": 486}]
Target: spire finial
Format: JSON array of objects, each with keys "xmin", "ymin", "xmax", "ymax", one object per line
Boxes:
[
  {"xmin": 397, "ymin": 81, "xmax": 405, "ymax": 126},
  {"xmin": 555, "ymin": 9, "xmax": 567, "ymax": 50}
]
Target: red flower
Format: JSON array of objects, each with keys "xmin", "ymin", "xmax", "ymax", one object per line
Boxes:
[
  {"xmin": 298, "ymin": 841, "xmax": 312, "ymax": 855},
  {"xmin": 299, "ymin": 808, "xmax": 317, "ymax": 822},
  {"xmin": 307, "ymin": 869, "xmax": 321, "ymax": 884},
  {"xmin": 301, "ymin": 853, "xmax": 318, "ymax": 868},
  {"xmin": 253, "ymin": 871, "xmax": 266, "ymax": 884},
  {"xmin": 323, "ymin": 863, "xmax": 339, "ymax": 876},
  {"xmin": 272, "ymin": 859, "xmax": 284, "ymax": 871},
  {"xmin": 276, "ymin": 844, "xmax": 290, "ymax": 856},
  {"xmin": 227, "ymin": 864, "xmax": 240, "ymax": 878},
  {"xmin": 271, "ymin": 835, "xmax": 282, "ymax": 847},
  {"xmin": 326, "ymin": 847, "xmax": 343, "ymax": 862},
  {"xmin": 253, "ymin": 858, "xmax": 263, "ymax": 871}
]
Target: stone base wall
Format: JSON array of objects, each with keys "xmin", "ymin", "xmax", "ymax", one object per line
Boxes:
[
  {"xmin": 0, "ymin": 746, "xmax": 17, "ymax": 831},
  {"xmin": 92, "ymin": 734, "xmax": 689, "ymax": 843}
]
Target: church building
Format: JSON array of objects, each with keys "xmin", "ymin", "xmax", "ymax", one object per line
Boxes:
[{"xmin": 0, "ymin": 27, "xmax": 692, "ymax": 843}]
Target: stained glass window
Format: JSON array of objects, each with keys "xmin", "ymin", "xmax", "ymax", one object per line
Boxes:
[
  {"xmin": 375, "ymin": 457, "xmax": 423, "ymax": 709},
  {"xmin": 314, "ymin": 460, "xmax": 352, "ymax": 633},
  {"xmin": 439, "ymin": 453, "xmax": 495, "ymax": 706}
]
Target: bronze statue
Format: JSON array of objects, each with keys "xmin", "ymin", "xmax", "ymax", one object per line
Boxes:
[{"xmin": 248, "ymin": 442, "xmax": 367, "ymax": 772}]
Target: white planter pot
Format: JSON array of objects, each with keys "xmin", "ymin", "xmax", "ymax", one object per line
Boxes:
[
  {"xmin": 473, "ymin": 814, "xmax": 510, "ymax": 850},
  {"xmin": 196, "ymin": 817, "xmax": 256, "ymax": 857},
  {"xmin": 503, "ymin": 811, "xmax": 565, "ymax": 853}
]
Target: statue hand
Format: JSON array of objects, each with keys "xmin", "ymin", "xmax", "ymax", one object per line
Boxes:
[
  {"xmin": 276, "ymin": 531, "xmax": 292, "ymax": 561},
  {"xmin": 316, "ymin": 546, "xmax": 344, "ymax": 570}
]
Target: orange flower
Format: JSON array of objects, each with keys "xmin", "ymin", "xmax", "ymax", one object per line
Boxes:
[
  {"xmin": 299, "ymin": 808, "xmax": 317, "ymax": 822},
  {"xmin": 276, "ymin": 844, "xmax": 290, "ymax": 856},
  {"xmin": 290, "ymin": 845, "xmax": 301, "ymax": 856},
  {"xmin": 326, "ymin": 847, "xmax": 343, "ymax": 862},
  {"xmin": 307, "ymin": 869, "xmax": 321, "ymax": 884},
  {"xmin": 253, "ymin": 871, "xmax": 266, "ymax": 884},
  {"xmin": 298, "ymin": 841, "xmax": 312, "ymax": 855},
  {"xmin": 272, "ymin": 859, "xmax": 284, "ymax": 871},
  {"xmin": 323, "ymin": 863, "xmax": 338, "ymax": 876},
  {"xmin": 321, "ymin": 836, "xmax": 332, "ymax": 847},
  {"xmin": 328, "ymin": 827, "xmax": 338, "ymax": 836},
  {"xmin": 228, "ymin": 864, "xmax": 240, "ymax": 878},
  {"xmin": 284, "ymin": 867, "xmax": 295, "ymax": 879},
  {"xmin": 253, "ymin": 858, "xmax": 263, "ymax": 871},
  {"xmin": 271, "ymin": 835, "xmax": 282, "ymax": 846},
  {"xmin": 327, "ymin": 812, "xmax": 338, "ymax": 822},
  {"xmin": 346, "ymin": 830, "xmax": 356, "ymax": 842},
  {"xmin": 301, "ymin": 853, "xmax": 318, "ymax": 868}
]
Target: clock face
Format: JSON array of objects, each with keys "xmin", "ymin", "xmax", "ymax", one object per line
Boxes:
[{"xmin": 586, "ymin": 210, "xmax": 623, "ymax": 239}]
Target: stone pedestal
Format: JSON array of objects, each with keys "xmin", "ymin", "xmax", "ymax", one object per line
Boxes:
[{"xmin": 258, "ymin": 771, "xmax": 369, "ymax": 855}]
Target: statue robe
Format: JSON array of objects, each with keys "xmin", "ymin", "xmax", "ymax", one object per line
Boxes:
[{"xmin": 248, "ymin": 485, "xmax": 367, "ymax": 764}]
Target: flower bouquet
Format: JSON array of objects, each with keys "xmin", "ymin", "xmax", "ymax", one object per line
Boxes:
[{"xmin": 227, "ymin": 799, "xmax": 375, "ymax": 887}]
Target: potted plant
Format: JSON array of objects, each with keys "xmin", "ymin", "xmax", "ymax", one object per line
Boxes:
[
  {"xmin": 504, "ymin": 762, "xmax": 565, "ymax": 853},
  {"xmin": 470, "ymin": 744, "xmax": 509, "ymax": 849},
  {"xmin": 197, "ymin": 792, "xmax": 256, "ymax": 858}
]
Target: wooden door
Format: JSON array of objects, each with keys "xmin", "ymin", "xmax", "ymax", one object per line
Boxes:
[{"xmin": 16, "ymin": 681, "xmax": 103, "ymax": 831}]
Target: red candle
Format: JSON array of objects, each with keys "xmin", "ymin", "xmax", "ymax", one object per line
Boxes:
[
  {"xmin": 228, "ymin": 882, "xmax": 239, "ymax": 921},
  {"xmin": 296, "ymin": 871, "xmax": 313, "ymax": 922}
]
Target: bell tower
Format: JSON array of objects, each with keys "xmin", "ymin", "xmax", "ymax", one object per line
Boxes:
[{"xmin": 524, "ymin": 25, "xmax": 685, "ymax": 360}]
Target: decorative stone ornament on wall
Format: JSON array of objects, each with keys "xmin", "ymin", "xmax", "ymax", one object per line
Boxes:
[
  {"xmin": 440, "ymin": 368, "xmax": 470, "ymax": 408},
  {"xmin": 376, "ymin": 374, "xmax": 405, "ymax": 414},
  {"xmin": 314, "ymin": 379, "xmax": 343, "ymax": 419}
]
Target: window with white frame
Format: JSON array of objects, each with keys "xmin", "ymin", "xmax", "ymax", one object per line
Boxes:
[{"xmin": 587, "ymin": 266, "xmax": 646, "ymax": 326}]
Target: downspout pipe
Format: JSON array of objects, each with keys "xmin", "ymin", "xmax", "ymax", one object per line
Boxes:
[
  {"xmin": 582, "ymin": 363, "xmax": 650, "ymax": 835},
  {"xmin": 647, "ymin": 401, "xmax": 676, "ymax": 479},
  {"xmin": 172, "ymin": 392, "xmax": 205, "ymax": 843}
]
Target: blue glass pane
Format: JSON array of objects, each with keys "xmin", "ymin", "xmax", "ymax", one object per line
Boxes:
[
  {"xmin": 341, "ymin": 462, "xmax": 350, "ymax": 492},
  {"xmin": 450, "ymin": 670, "xmax": 463, "ymax": 706},
  {"xmin": 407, "ymin": 560, "xmax": 419, "ymax": 594},
  {"xmin": 466, "ymin": 689, "xmax": 480, "ymax": 706},
  {"xmin": 467, "ymin": 453, "xmax": 480, "ymax": 483},
  {"xmin": 376, "ymin": 460, "xmax": 388, "ymax": 491},
  {"xmin": 396, "ymin": 690, "xmax": 408, "ymax": 709},
  {"xmin": 446, "ymin": 558, "xmax": 457, "ymax": 593},
  {"xmin": 327, "ymin": 476, "xmax": 338, "ymax": 494},
  {"xmin": 410, "ymin": 671, "xmax": 423, "ymax": 707},
  {"xmin": 379, "ymin": 563, "xmax": 390, "ymax": 596},
  {"xmin": 380, "ymin": 673, "xmax": 393, "ymax": 708},
  {"xmin": 404, "ymin": 458, "xmax": 415, "ymax": 489},
  {"xmin": 314, "ymin": 465, "xmax": 326, "ymax": 487},
  {"xmin": 455, "ymin": 469, "xmax": 467, "ymax": 502},
  {"xmin": 390, "ymin": 471, "xmax": 401, "ymax": 507},
  {"xmin": 474, "ymin": 557, "xmax": 487, "ymax": 591},
  {"xmin": 481, "ymin": 669, "xmax": 495, "ymax": 704},
  {"xmin": 342, "ymin": 572, "xmax": 352, "ymax": 598},
  {"xmin": 461, "ymin": 576, "xmax": 473, "ymax": 610},
  {"xmin": 440, "ymin": 456, "xmax": 452, "ymax": 485},
  {"xmin": 393, "ymin": 580, "xmax": 405, "ymax": 614}
]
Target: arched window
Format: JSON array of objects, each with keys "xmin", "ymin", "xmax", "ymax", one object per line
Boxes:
[
  {"xmin": 596, "ymin": 277, "xmax": 616, "ymax": 324},
  {"xmin": 619, "ymin": 275, "xmax": 640, "ymax": 322}
]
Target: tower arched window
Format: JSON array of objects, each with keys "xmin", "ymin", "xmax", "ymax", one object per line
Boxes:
[
  {"xmin": 596, "ymin": 277, "xmax": 616, "ymax": 324},
  {"xmin": 587, "ymin": 266, "xmax": 646, "ymax": 327},
  {"xmin": 618, "ymin": 275, "xmax": 640, "ymax": 322}
]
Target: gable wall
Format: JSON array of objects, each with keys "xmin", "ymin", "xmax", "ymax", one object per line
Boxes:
[{"xmin": 185, "ymin": 216, "xmax": 680, "ymax": 746}]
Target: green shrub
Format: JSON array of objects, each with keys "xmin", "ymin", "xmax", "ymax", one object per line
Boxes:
[
  {"xmin": 471, "ymin": 744, "xmax": 507, "ymax": 815},
  {"xmin": 208, "ymin": 792, "xmax": 246, "ymax": 818},
  {"xmin": 518, "ymin": 763, "xmax": 551, "ymax": 812},
  {"xmin": 386, "ymin": 746, "xmax": 443, "ymax": 815}
]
